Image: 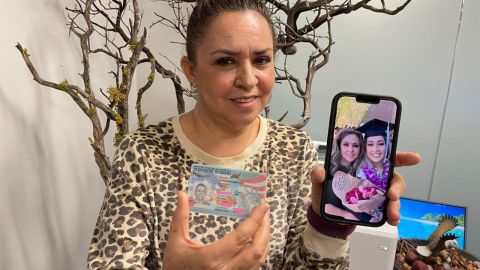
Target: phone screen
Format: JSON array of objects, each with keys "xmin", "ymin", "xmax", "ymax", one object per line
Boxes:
[{"xmin": 321, "ymin": 92, "xmax": 401, "ymax": 226}]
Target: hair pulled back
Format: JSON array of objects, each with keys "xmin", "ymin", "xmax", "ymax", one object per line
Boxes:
[{"xmin": 186, "ymin": 0, "xmax": 275, "ymax": 62}]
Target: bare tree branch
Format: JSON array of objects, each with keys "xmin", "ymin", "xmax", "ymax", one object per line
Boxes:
[
  {"xmin": 16, "ymin": 42, "xmax": 112, "ymax": 184},
  {"xmin": 137, "ymin": 58, "xmax": 156, "ymax": 128},
  {"xmin": 265, "ymin": 0, "xmax": 289, "ymax": 13}
]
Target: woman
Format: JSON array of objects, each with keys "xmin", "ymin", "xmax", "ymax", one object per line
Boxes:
[
  {"xmin": 356, "ymin": 119, "xmax": 395, "ymax": 190},
  {"xmin": 355, "ymin": 118, "xmax": 395, "ymax": 222},
  {"xmin": 325, "ymin": 128, "xmax": 370, "ymax": 221},
  {"xmin": 193, "ymin": 183, "xmax": 210, "ymax": 205},
  {"xmin": 329, "ymin": 128, "xmax": 365, "ymax": 176},
  {"xmin": 86, "ymin": 1, "xmax": 419, "ymax": 269}
]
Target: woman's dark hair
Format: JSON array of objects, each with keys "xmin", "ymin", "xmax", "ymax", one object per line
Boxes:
[
  {"xmin": 195, "ymin": 183, "xmax": 207, "ymax": 191},
  {"xmin": 186, "ymin": 0, "xmax": 275, "ymax": 62}
]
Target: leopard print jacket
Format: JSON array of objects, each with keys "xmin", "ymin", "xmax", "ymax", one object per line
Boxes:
[{"xmin": 86, "ymin": 117, "xmax": 349, "ymax": 269}]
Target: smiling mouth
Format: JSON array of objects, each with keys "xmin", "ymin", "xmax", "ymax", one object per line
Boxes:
[{"xmin": 231, "ymin": 97, "xmax": 256, "ymax": 103}]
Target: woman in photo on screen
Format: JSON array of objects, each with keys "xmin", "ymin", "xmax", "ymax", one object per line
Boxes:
[
  {"xmin": 329, "ymin": 128, "xmax": 365, "ymax": 177},
  {"xmin": 325, "ymin": 128, "xmax": 371, "ymax": 221},
  {"xmin": 355, "ymin": 118, "xmax": 396, "ymax": 222}
]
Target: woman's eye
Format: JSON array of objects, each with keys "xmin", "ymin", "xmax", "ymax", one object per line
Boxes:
[
  {"xmin": 216, "ymin": 57, "xmax": 235, "ymax": 65},
  {"xmin": 353, "ymin": 144, "xmax": 359, "ymax": 148},
  {"xmin": 254, "ymin": 56, "xmax": 271, "ymax": 65}
]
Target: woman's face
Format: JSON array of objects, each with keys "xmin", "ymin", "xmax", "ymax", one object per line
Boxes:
[
  {"xmin": 366, "ymin": 136, "xmax": 386, "ymax": 165},
  {"xmin": 195, "ymin": 185, "xmax": 207, "ymax": 200},
  {"xmin": 340, "ymin": 134, "xmax": 361, "ymax": 164},
  {"xmin": 181, "ymin": 10, "xmax": 275, "ymax": 127}
]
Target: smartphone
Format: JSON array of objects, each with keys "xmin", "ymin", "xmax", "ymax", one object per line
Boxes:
[{"xmin": 320, "ymin": 92, "xmax": 401, "ymax": 226}]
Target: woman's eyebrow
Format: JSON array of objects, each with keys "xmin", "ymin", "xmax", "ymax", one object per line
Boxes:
[
  {"xmin": 211, "ymin": 49, "xmax": 239, "ymax": 56},
  {"xmin": 253, "ymin": 48, "xmax": 273, "ymax": 55},
  {"xmin": 210, "ymin": 48, "xmax": 273, "ymax": 55}
]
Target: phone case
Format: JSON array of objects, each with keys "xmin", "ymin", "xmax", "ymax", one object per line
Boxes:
[{"xmin": 320, "ymin": 92, "xmax": 402, "ymax": 227}]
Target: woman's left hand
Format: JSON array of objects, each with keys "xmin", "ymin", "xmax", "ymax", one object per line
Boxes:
[{"xmin": 310, "ymin": 151, "xmax": 421, "ymax": 225}]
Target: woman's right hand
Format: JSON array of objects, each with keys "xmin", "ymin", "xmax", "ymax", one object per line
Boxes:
[{"xmin": 163, "ymin": 191, "xmax": 271, "ymax": 270}]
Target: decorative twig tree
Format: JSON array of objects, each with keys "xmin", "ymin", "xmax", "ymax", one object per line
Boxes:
[{"xmin": 16, "ymin": 0, "xmax": 411, "ymax": 184}]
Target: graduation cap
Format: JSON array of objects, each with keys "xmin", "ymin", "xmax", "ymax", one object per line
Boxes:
[{"xmin": 356, "ymin": 118, "xmax": 395, "ymax": 139}]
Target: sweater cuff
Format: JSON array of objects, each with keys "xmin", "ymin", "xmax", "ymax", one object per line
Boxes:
[{"xmin": 307, "ymin": 204, "xmax": 356, "ymax": 240}]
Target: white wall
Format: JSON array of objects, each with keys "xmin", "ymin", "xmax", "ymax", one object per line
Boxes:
[
  {"xmin": 0, "ymin": 0, "xmax": 106, "ymax": 268},
  {"xmin": 0, "ymin": 0, "xmax": 190, "ymax": 269},
  {"xmin": 430, "ymin": 0, "xmax": 480, "ymax": 256},
  {"xmin": 294, "ymin": 0, "xmax": 461, "ymax": 199},
  {"xmin": 1, "ymin": 1, "xmax": 478, "ymax": 269}
]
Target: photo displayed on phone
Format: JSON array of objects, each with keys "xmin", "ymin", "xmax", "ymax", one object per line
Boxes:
[{"xmin": 323, "ymin": 94, "xmax": 399, "ymax": 225}]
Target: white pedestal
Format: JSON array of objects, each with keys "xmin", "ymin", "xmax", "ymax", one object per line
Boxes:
[{"xmin": 349, "ymin": 223, "xmax": 398, "ymax": 270}]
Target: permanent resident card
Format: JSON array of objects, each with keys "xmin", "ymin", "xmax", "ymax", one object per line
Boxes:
[{"xmin": 187, "ymin": 164, "xmax": 268, "ymax": 219}]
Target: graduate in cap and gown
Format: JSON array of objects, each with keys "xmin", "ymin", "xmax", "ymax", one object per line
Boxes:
[{"xmin": 355, "ymin": 118, "xmax": 395, "ymax": 222}]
